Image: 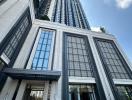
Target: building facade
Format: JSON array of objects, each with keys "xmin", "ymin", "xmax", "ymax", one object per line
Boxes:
[{"xmin": 0, "ymin": 0, "xmax": 132, "ymax": 100}]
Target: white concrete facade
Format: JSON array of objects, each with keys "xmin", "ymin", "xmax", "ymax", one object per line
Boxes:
[{"xmin": 0, "ymin": 0, "xmax": 132, "ymax": 100}]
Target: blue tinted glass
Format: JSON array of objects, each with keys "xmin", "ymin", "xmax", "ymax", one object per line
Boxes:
[
  {"xmin": 35, "ymin": 51, "xmax": 40, "ymax": 58},
  {"xmin": 42, "ymin": 45, "xmax": 46, "ymax": 50},
  {"xmin": 48, "ymin": 34, "xmax": 53, "ymax": 39},
  {"xmin": 48, "ymin": 40, "xmax": 52, "ymax": 45},
  {"xmin": 37, "ymin": 44, "xmax": 41, "ymax": 50},
  {"xmin": 32, "ymin": 59, "xmax": 37, "ymax": 67},
  {"xmin": 32, "ymin": 29, "xmax": 53, "ymax": 70},
  {"xmin": 37, "ymin": 59, "xmax": 43, "ymax": 67},
  {"xmin": 40, "ymin": 51, "xmax": 45, "ymax": 58},
  {"xmin": 44, "ymin": 33, "xmax": 49, "ymax": 38},
  {"xmin": 39, "ymin": 38, "xmax": 43, "ymax": 44},
  {"xmin": 46, "ymin": 45, "xmax": 51, "ymax": 51},
  {"xmin": 45, "ymin": 52, "xmax": 50, "ymax": 59},
  {"xmin": 40, "ymin": 33, "xmax": 44, "ymax": 38},
  {"xmin": 43, "ymin": 39, "xmax": 47, "ymax": 45},
  {"xmin": 43, "ymin": 59, "xmax": 48, "ymax": 68}
]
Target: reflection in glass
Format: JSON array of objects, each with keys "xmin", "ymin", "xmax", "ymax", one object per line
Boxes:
[
  {"xmin": 32, "ymin": 29, "xmax": 53, "ymax": 70},
  {"xmin": 69, "ymin": 84, "xmax": 98, "ymax": 100},
  {"xmin": 23, "ymin": 85, "xmax": 44, "ymax": 100},
  {"xmin": 116, "ymin": 85, "xmax": 132, "ymax": 100}
]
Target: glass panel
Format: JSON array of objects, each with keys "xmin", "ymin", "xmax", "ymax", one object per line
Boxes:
[
  {"xmin": 95, "ymin": 39, "xmax": 130, "ymax": 79},
  {"xmin": 66, "ymin": 35, "xmax": 94, "ymax": 77},
  {"xmin": 116, "ymin": 85, "xmax": 132, "ymax": 100},
  {"xmin": 69, "ymin": 84, "xmax": 98, "ymax": 100},
  {"xmin": 32, "ymin": 29, "xmax": 54, "ymax": 70},
  {"xmin": 3, "ymin": 15, "xmax": 30, "ymax": 59},
  {"xmin": 23, "ymin": 85, "xmax": 45, "ymax": 100}
]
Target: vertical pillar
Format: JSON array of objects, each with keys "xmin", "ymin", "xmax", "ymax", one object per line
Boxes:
[{"xmin": 77, "ymin": 87, "xmax": 80, "ymax": 100}]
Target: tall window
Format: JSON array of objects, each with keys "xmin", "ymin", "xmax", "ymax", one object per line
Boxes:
[
  {"xmin": 63, "ymin": 33, "xmax": 105, "ymax": 100},
  {"xmin": 0, "ymin": 8, "xmax": 32, "ymax": 91},
  {"xmin": 3, "ymin": 16, "xmax": 30, "ymax": 59},
  {"xmin": 94, "ymin": 38, "xmax": 131, "ymax": 79},
  {"xmin": 31, "ymin": 29, "xmax": 54, "ymax": 70},
  {"xmin": 66, "ymin": 34, "xmax": 94, "ymax": 77}
]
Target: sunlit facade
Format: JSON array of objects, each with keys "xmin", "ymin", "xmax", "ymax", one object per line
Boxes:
[{"xmin": 0, "ymin": 0, "xmax": 132, "ymax": 100}]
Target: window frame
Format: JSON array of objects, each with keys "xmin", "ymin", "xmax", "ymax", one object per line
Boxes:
[
  {"xmin": 66, "ymin": 34, "xmax": 94, "ymax": 77},
  {"xmin": 94, "ymin": 37, "xmax": 132, "ymax": 80},
  {"xmin": 0, "ymin": 7, "xmax": 32, "ymax": 66},
  {"xmin": 0, "ymin": 7, "xmax": 32, "ymax": 92},
  {"xmin": 62, "ymin": 32, "xmax": 106, "ymax": 100},
  {"xmin": 26, "ymin": 28, "xmax": 56, "ymax": 70},
  {"xmin": 94, "ymin": 37, "xmax": 132, "ymax": 100}
]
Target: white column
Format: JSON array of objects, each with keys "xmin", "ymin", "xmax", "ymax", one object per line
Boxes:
[
  {"xmin": 77, "ymin": 87, "xmax": 81, "ymax": 100},
  {"xmin": 15, "ymin": 80, "xmax": 27, "ymax": 100}
]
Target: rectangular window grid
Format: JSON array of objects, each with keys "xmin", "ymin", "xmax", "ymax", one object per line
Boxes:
[
  {"xmin": 95, "ymin": 39, "xmax": 130, "ymax": 79},
  {"xmin": 116, "ymin": 85, "xmax": 132, "ymax": 100},
  {"xmin": 3, "ymin": 17, "xmax": 29, "ymax": 59},
  {"xmin": 32, "ymin": 29, "xmax": 53, "ymax": 70},
  {"xmin": 66, "ymin": 35, "xmax": 94, "ymax": 77}
]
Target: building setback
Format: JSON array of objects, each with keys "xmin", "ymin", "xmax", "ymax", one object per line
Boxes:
[{"xmin": 0, "ymin": 0, "xmax": 132, "ymax": 100}]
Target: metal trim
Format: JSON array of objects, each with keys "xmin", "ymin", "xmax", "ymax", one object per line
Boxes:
[{"xmin": 3, "ymin": 68, "xmax": 61, "ymax": 81}]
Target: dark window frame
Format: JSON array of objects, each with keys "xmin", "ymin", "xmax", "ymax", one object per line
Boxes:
[
  {"xmin": 31, "ymin": 28, "xmax": 56, "ymax": 70},
  {"xmin": 62, "ymin": 32, "xmax": 106, "ymax": 100},
  {"xmin": 94, "ymin": 37, "xmax": 132, "ymax": 100},
  {"xmin": 66, "ymin": 34, "xmax": 94, "ymax": 77},
  {"xmin": 0, "ymin": 7, "xmax": 32, "ymax": 92}
]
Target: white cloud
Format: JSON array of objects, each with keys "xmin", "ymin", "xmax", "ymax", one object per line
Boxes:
[{"xmin": 116, "ymin": 0, "xmax": 132, "ymax": 9}]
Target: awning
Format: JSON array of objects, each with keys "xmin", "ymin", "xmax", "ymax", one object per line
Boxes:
[{"xmin": 2, "ymin": 68, "xmax": 61, "ymax": 81}]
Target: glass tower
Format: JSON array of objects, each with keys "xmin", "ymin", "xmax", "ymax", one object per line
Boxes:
[
  {"xmin": 51, "ymin": 0, "xmax": 90, "ymax": 29},
  {"xmin": 34, "ymin": 0, "xmax": 90, "ymax": 29}
]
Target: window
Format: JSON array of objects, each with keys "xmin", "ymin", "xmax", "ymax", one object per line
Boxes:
[
  {"xmin": 0, "ymin": 8, "xmax": 32, "ymax": 91},
  {"xmin": 23, "ymin": 83, "xmax": 52, "ymax": 100},
  {"xmin": 23, "ymin": 85, "xmax": 45, "ymax": 100},
  {"xmin": 0, "ymin": 8, "xmax": 31, "ymax": 63},
  {"xmin": 31, "ymin": 29, "xmax": 54, "ymax": 70},
  {"xmin": 69, "ymin": 84, "xmax": 99, "ymax": 100},
  {"xmin": 94, "ymin": 38, "xmax": 131, "ymax": 79},
  {"xmin": 3, "ymin": 16, "xmax": 30, "ymax": 59},
  {"xmin": 65, "ymin": 34, "xmax": 94, "ymax": 77},
  {"xmin": 116, "ymin": 85, "xmax": 132, "ymax": 100}
]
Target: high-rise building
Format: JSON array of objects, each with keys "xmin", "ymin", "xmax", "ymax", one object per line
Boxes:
[
  {"xmin": 51, "ymin": 0, "xmax": 90, "ymax": 29},
  {"xmin": 0, "ymin": 0, "xmax": 132, "ymax": 100},
  {"xmin": 34, "ymin": 0, "xmax": 90, "ymax": 29}
]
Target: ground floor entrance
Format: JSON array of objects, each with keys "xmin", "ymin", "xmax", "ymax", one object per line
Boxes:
[{"xmin": 69, "ymin": 84, "xmax": 99, "ymax": 100}]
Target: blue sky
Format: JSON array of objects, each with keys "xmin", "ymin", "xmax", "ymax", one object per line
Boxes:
[{"xmin": 80, "ymin": 0, "xmax": 132, "ymax": 63}]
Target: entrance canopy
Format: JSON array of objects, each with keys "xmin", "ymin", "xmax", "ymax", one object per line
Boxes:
[{"xmin": 2, "ymin": 68, "xmax": 61, "ymax": 81}]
